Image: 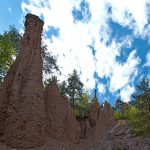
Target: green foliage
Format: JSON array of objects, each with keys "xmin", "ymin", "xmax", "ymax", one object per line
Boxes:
[
  {"xmin": 132, "ymin": 78, "xmax": 150, "ymax": 111},
  {"xmin": 115, "ymin": 98, "xmax": 128, "ymax": 112},
  {"xmin": 114, "ymin": 112, "xmax": 125, "ymax": 120},
  {"xmin": 42, "ymin": 44, "xmax": 60, "ymax": 76},
  {"xmin": 127, "ymin": 78, "xmax": 150, "ymax": 136},
  {"xmin": 0, "ymin": 25, "xmax": 60, "ymax": 83},
  {"xmin": 0, "ymin": 34, "xmax": 16, "ymax": 83},
  {"xmin": 60, "ymin": 69, "xmax": 83, "ymax": 108},
  {"xmin": 74, "ymin": 89, "xmax": 91, "ymax": 119},
  {"xmin": 115, "ymin": 98, "xmax": 124, "ymax": 112},
  {"xmin": 59, "ymin": 81, "xmax": 68, "ymax": 96},
  {"xmin": 0, "ymin": 26, "xmax": 22, "ymax": 83},
  {"xmin": 114, "ymin": 104, "xmax": 150, "ymax": 136},
  {"xmin": 59, "ymin": 70, "xmax": 91, "ymax": 119},
  {"xmin": 114, "ymin": 98, "xmax": 129, "ymax": 120},
  {"xmin": 4, "ymin": 25, "xmax": 22, "ymax": 54},
  {"xmin": 114, "ymin": 79, "xmax": 150, "ymax": 137},
  {"xmin": 124, "ymin": 106, "xmax": 150, "ymax": 136}
]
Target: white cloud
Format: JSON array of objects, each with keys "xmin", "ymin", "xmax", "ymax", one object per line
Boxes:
[
  {"xmin": 106, "ymin": 0, "xmax": 149, "ymax": 35},
  {"xmin": 145, "ymin": 51, "xmax": 150, "ymax": 67},
  {"xmin": 110, "ymin": 50, "xmax": 140, "ymax": 93},
  {"xmin": 21, "ymin": 0, "xmax": 148, "ymax": 102},
  {"xmin": 120, "ymin": 85, "xmax": 135, "ymax": 102},
  {"xmin": 95, "ymin": 41, "xmax": 121, "ymax": 79},
  {"xmin": 95, "ymin": 38, "xmax": 140, "ymax": 102},
  {"xmin": 98, "ymin": 83, "xmax": 106, "ymax": 95},
  {"xmin": 144, "ymin": 51, "xmax": 150, "ymax": 79}
]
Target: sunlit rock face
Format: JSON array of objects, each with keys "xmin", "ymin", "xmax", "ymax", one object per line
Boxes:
[
  {"xmin": 44, "ymin": 79, "xmax": 81, "ymax": 144},
  {"xmin": 0, "ymin": 14, "xmax": 47, "ymax": 149}
]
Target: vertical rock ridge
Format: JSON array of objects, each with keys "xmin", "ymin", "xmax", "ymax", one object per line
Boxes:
[{"xmin": 0, "ymin": 14, "xmax": 46, "ymax": 149}]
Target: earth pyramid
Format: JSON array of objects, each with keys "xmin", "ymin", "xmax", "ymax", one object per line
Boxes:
[
  {"xmin": 44, "ymin": 78, "xmax": 81, "ymax": 144},
  {"xmin": 0, "ymin": 13, "xmax": 117, "ymax": 149},
  {"xmin": 0, "ymin": 14, "xmax": 46, "ymax": 148}
]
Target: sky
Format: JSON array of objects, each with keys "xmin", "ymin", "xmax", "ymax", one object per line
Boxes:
[{"xmin": 0, "ymin": 0, "xmax": 150, "ymax": 106}]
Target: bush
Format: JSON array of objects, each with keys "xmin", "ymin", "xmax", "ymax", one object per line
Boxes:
[
  {"xmin": 74, "ymin": 90, "xmax": 91, "ymax": 120},
  {"xmin": 114, "ymin": 112, "xmax": 126, "ymax": 120},
  {"xmin": 125, "ymin": 106, "xmax": 150, "ymax": 136}
]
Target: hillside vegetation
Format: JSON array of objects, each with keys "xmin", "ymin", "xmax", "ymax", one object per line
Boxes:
[{"xmin": 113, "ymin": 78, "xmax": 150, "ymax": 137}]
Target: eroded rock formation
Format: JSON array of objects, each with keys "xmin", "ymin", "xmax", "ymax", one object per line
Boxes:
[
  {"xmin": 0, "ymin": 14, "xmax": 46, "ymax": 148},
  {"xmin": 79, "ymin": 101, "xmax": 116, "ymax": 145},
  {"xmin": 0, "ymin": 13, "xmax": 117, "ymax": 149},
  {"xmin": 88, "ymin": 101, "xmax": 116, "ymax": 143},
  {"xmin": 88, "ymin": 100, "xmax": 101, "ymax": 127},
  {"xmin": 44, "ymin": 79, "xmax": 81, "ymax": 144}
]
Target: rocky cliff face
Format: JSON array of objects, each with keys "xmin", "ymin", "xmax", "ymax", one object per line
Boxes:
[
  {"xmin": 44, "ymin": 79, "xmax": 80, "ymax": 144},
  {"xmin": 0, "ymin": 14, "xmax": 46, "ymax": 149}
]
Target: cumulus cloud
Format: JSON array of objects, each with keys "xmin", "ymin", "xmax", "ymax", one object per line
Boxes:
[
  {"xmin": 21, "ymin": 0, "xmax": 148, "ymax": 102},
  {"xmin": 110, "ymin": 50, "xmax": 140, "ymax": 93},
  {"xmin": 120, "ymin": 85, "xmax": 135, "ymax": 102},
  {"xmin": 106, "ymin": 0, "xmax": 150, "ymax": 35},
  {"xmin": 98, "ymin": 84, "xmax": 106, "ymax": 95}
]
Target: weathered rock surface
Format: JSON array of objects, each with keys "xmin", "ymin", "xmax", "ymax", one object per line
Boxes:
[
  {"xmin": 92, "ymin": 120, "xmax": 150, "ymax": 150},
  {"xmin": 79, "ymin": 119, "xmax": 88, "ymax": 139},
  {"xmin": 44, "ymin": 79, "xmax": 80, "ymax": 144},
  {"xmin": 103, "ymin": 102, "xmax": 116, "ymax": 130},
  {"xmin": 86, "ymin": 101, "xmax": 116, "ymax": 144},
  {"xmin": 88, "ymin": 100, "xmax": 101, "ymax": 127},
  {"xmin": 0, "ymin": 14, "xmax": 46, "ymax": 148}
]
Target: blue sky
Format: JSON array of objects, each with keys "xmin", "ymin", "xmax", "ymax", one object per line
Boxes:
[{"xmin": 0, "ymin": 0, "xmax": 150, "ymax": 106}]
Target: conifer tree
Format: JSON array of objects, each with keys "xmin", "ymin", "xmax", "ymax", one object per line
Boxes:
[
  {"xmin": 67, "ymin": 69, "xmax": 83, "ymax": 108},
  {"xmin": 132, "ymin": 78, "xmax": 150, "ymax": 111}
]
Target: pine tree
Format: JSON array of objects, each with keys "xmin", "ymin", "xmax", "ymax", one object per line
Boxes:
[
  {"xmin": 67, "ymin": 69, "xmax": 83, "ymax": 108},
  {"xmin": 115, "ymin": 98, "xmax": 127, "ymax": 112},
  {"xmin": 4, "ymin": 25, "xmax": 22, "ymax": 54},
  {"xmin": 59, "ymin": 80, "xmax": 68, "ymax": 96},
  {"xmin": 132, "ymin": 78, "xmax": 150, "ymax": 111}
]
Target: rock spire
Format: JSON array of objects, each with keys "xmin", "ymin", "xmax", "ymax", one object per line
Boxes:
[{"xmin": 0, "ymin": 14, "xmax": 46, "ymax": 148}]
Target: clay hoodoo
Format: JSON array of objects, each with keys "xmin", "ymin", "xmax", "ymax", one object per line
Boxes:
[
  {"xmin": 0, "ymin": 13, "xmax": 117, "ymax": 149},
  {"xmin": 44, "ymin": 78, "xmax": 81, "ymax": 144},
  {"xmin": 88, "ymin": 99, "xmax": 101, "ymax": 127},
  {"xmin": 103, "ymin": 101, "xmax": 116, "ymax": 130},
  {"xmin": 0, "ymin": 14, "xmax": 46, "ymax": 148},
  {"xmin": 87, "ymin": 101, "xmax": 116, "ymax": 144}
]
